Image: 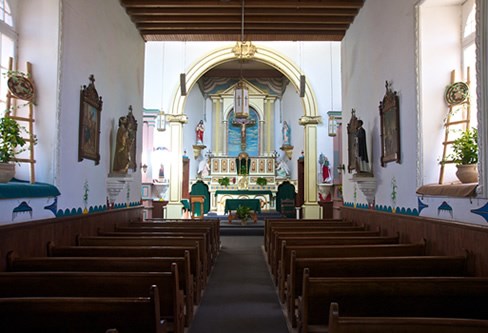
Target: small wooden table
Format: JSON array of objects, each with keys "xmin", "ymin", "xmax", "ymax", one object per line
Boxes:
[{"xmin": 224, "ymin": 198, "xmax": 261, "ymax": 224}]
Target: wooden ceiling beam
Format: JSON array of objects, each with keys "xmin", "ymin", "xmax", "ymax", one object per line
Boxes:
[
  {"xmin": 125, "ymin": 8, "xmax": 359, "ymax": 16},
  {"xmin": 120, "ymin": 0, "xmax": 364, "ymax": 10},
  {"xmin": 132, "ymin": 15, "xmax": 355, "ymax": 24}
]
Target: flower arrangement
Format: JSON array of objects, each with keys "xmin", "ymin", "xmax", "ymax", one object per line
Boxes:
[
  {"xmin": 236, "ymin": 205, "xmax": 251, "ymax": 221},
  {"xmin": 218, "ymin": 177, "xmax": 230, "ymax": 187},
  {"xmin": 256, "ymin": 177, "xmax": 267, "ymax": 186}
]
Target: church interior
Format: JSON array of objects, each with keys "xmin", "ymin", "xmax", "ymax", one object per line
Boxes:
[{"xmin": 1, "ymin": 0, "xmax": 488, "ymax": 332}]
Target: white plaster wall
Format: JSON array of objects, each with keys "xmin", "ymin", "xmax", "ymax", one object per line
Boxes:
[
  {"xmin": 342, "ymin": 0, "xmax": 488, "ymax": 225},
  {"xmin": 56, "ymin": 0, "xmax": 144, "ymax": 212},
  {"xmin": 342, "ymin": 0, "xmax": 418, "ymax": 212}
]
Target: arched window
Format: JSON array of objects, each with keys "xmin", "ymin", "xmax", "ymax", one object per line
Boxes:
[{"xmin": 0, "ymin": 0, "xmax": 16, "ymax": 116}]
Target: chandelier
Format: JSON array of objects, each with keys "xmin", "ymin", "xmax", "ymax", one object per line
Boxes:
[{"xmin": 233, "ymin": 0, "xmax": 255, "ymax": 119}]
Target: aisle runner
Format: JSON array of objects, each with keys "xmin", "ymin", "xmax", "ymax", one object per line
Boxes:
[{"xmin": 187, "ymin": 236, "xmax": 289, "ymax": 333}]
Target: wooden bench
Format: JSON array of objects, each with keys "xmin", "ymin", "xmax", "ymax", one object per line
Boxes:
[
  {"xmin": 116, "ymin": 225, "xmax": 219, "ymax": 261},
  {"xmin": 6, "ymin": 254, "xmax": 187, "ymax": 332},
  {"xmin": 270, "ymin": 235, "xmax": 400, "ymax": 282},
  {"xmin": 47, "ymin": 241, "xmax": 202, "ymax": 305},
  {"xmin": 328, "ymin": 302, "xmax": 488, "ymax": 333},
  {"xmin": 288, "ymin": 255, "xmax": 469, "ymax": 328},
  {"xmin": 299, "ymin": 275, "xmax": 488, "ymax": 333},
  {"xmin": 77, "ymin": 235, "xmax": 210, "ymax": 287},
  {"xmin": 0, "ymin": 285, "xmax": 167, "ymax": 333},
  {"xmin": 266, "ymin": 225, "xmax": 366, "ymax": 253},
  {"xmin": 98, "ymin": 229, "xmax": 214, "ymax": 268},
  {"xmin": 277, "ymin": 242, "xmax": 427, "ymax": 304},
  {"xmin": 131, "ymin": 220, "xmax": 220, "ymax": 253},
  {"xmin": 269, "ymin": 229, "xmax": 380, "ymax": 278},
  {"xmin": 264, "ymin": 219, "xmax": 353, "ymax": 252}
]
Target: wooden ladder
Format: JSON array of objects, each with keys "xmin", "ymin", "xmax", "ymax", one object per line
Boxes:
[
  {"xmin": 6, "ymin": 57, "xmax": 36, "ymax": 183},
  {"xmin": 438, "ymin": 69, "xmax": 471, "ymax": 184}
]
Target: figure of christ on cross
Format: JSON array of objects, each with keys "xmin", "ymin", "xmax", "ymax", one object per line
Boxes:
[{"xmin": 232, "ymin": 117, "xmax": 256, "ymax": 151}]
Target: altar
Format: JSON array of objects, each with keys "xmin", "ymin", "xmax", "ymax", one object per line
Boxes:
[{"xmin": 207, "ymin": 156, "xmax": 279, "ymax": 213}]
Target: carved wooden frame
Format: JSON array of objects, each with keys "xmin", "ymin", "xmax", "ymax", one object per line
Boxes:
[
  {"xmin": 78, "ymin": 75, "xmax": 102, "ymax": 165},
  {"xmin": 379, "ymin": 81, "xmax": 401, "ymax": 167}
]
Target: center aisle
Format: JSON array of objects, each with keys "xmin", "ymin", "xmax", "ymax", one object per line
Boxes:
[{"xmin": 187, "ymin": 235, "xmax": 289, "ymax": 333}]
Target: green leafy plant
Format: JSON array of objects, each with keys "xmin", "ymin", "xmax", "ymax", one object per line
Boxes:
[
  {"xmin": 236, "ymin": 205, "xmax": 251, "ymax": 221},
  {"xmin": 0, "ymin": 113, "xmax": 28, "ymax": 163},
  {"xmin": 256, "ymin": 177, "xmax": 267, "ymax": 186},
  {"xmin": 218, "ymin": 177, "xmax": 230, "ymax": 187},
  {"xmin": 449, "ymin": 128, "xmax": 478, "ymax": 165}
]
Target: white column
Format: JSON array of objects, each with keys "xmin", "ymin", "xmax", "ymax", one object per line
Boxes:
[
  {"xmin": 265, "ymin": 97, "xmax": 276, "ymax": 155},
  {"xmin": 211, "ymin": 96, "xmax": 222, "ymax": 155}
]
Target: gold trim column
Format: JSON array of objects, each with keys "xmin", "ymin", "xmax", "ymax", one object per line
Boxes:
[
  {"xmin": 211, "ymin": 96, "xmax": 222, "ymax": 155},
  {"xmin": 299, "ymin": 115, "xmax": 322, "ymax": 218},
  {"xmin": 265, "ymin": 96, "xmax": 276, "ymax": 155},
  {"xmin": 164, "ymin": 114, "xmax": 188, "ymax": 218}
]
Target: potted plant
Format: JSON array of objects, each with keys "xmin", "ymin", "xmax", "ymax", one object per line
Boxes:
[
  {"xmin": 0, "ymin": 112, "xmax": 28, "ymax": 182},
  {"xmin": 450, "ymin": 127, "xmax": 478, "ymax": 183},
  {"xmin": 236, "ymin": 204, "xmax": 251, "ymax": 224}
]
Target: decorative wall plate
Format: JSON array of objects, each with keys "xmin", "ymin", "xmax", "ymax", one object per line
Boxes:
[
  {"xmin": 445, "ymin": 81, "xmax": 469, "ymax": 106},
  {"xmin": 7, "ymin": 75, "xmax": 35, "ymax": 101}
]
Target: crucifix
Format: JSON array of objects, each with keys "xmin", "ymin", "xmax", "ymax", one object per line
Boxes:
[{"xmin": 232, "ymin": 117, "xmax": 256, "ymax": 151}]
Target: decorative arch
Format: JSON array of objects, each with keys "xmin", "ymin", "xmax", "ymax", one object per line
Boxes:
[
  {"xmin": 170, "ymin": 44, "xmax": 318, "ymax": 118},
  {"xmin": 166, "ymin": 44, "xmax": 321, "ymax": 219}
]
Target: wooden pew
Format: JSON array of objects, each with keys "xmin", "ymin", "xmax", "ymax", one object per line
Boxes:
[
  {"xmin": 47, "ymin": 241, "xmax": 202, "ymax": 305},
  {"xmin": 328, "ymin": 302, "xmax": 488, "ymax": 333},
  {"xmin": 270, "ymin": 235, "xmax": 400, "ymax": 283},
  {"xmin": 0, "ymin": 285, "xmax": 167, "ymax": 333},
  {"xmin": 277, "ymin": 242, "xmax": 427, "ymax": 304},
  {"xmin": 266, "ymin": 225, "xmax": 368, "ymax": 255},
  {"xmin": 116, "ymin": 225, "xmax": 219, "ymax": 262},
  {"xmin": 287, "ymin": 255, "xmax": 469, "ymax": 328},
  {"xmin": 98, "ymin": 229, "xmax": 214, "ymax": 268},
  {"xmin": 132, "ymin": 220, "xmax": 220, "ymax": 254},
  {"xmin": 6, "ymin": 253, "xmax": 187, "ymax": 332},
  {"xmin": 299, "ymin": 275, "xmax": 488, "ymax": 333},
  {"xmin": 77, "ymin": 235, "xmax": 209, "ymax": 287},
  {"xmin": 264, "ymin": 219, "xmax": 353, "ymax": 252},
  {"xmin": 269, "ymin": 229, "xmax": 381, "ymax": 278}
]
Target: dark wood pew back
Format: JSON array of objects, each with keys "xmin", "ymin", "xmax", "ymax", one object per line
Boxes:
[
  {"xmin": 264, "ymin": 219, "xmax": 353, "ymax": 251},
  {"xmin": 328, "ymin": 302, "xmax": 488, "ymax": 333},
  {"xmin": 0, "ymin": 285, "xmax": 166, "ymax": 333},
  {"xmin": 47, "ymin": 242, "xmax": 201, "ymax": 304},
  {"xmin": 0, "ymin": 270, "xmax": 184, "ymax": 333},
  {"xmin": 271, "ymin": 235, "xmax": 400, "ymax": 281},
  {"xmin": 7, "ymin": 252, "xmax": 189, "ymax": 330},
  {"xmin": 299, "ymin": 276, "xmax": 488, "ymax": 333},
  {"xmin": 76, "ymin": 235, "xmax": 209, "ymax": 283},
  {"xmin": 269, "ymin": 230, "xmax": 380, "ymax": 278},
  {"xmin": 277, "ymin": 242, "xmax": 427, "ymax": 304},
  {"xmin": 288, "ymin": 255, "xmax": 469, "ymax": 328}
]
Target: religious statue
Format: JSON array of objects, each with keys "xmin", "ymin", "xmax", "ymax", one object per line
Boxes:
[
  {"xmin": 356, "ymin": 119, "xmax": 370, "ymax": 173},
  {"xmin": 282, "ymin": 120, "xmax": 291, "ymax": 146},
  {"xmin": 197, "ymin": 156, "xmax": 210, "ymax": 178},
  {"xmin": 318, "ymin": 153, "xmax": 332, "ymax": 183},
  {"xmin": 195, "ymin": 120, "xmax": 204, "ymax": 145},
  {"xmin": 112, "ymin": 116, "xmax": 130, "ymax": 173},
  {"xmin": 276, "ymin": 158, "xmax": 290, "ymax": 178},
  {"xmin": 126, "ymin": 108, "xmax": 138, "ymax": 172}
]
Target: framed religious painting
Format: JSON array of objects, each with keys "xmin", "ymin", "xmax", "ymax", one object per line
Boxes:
[
  {"xmin": 78, "ymin": 74, "xmax": 102, "ymax": 165},
  {"xmin": 379, "ymin": 81, "xmax": 400, "ymax": 167}
]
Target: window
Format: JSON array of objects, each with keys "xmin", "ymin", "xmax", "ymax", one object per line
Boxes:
[
  {"xmin": 417, "ymin": 0, "xmax": 479, "ymax": 187},
  {"xmin": 0, "ymin": 0, "xmax": 15, "ymax": 116}
]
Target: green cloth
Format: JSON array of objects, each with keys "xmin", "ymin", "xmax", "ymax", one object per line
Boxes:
[
  {"xmin": 224, "ymin": 198, "xmax": 261, "ymax": 214},
  {"xmin": 276, "ymin": 181, "xmax": 296, "ymax": 217},
  {"xmin": 191, "ymin": 181, "xmax": 210, "ymax": 214},
  {"xmin": 0, "ymin": 178, "xmax": 60, "ymax": 199}
]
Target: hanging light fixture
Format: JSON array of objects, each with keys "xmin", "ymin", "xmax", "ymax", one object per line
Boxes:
[
  {"xmin": 156, "ymin": 108, "xmax": 166, "ymax": 132},
  {"xmin": 232, "ymin": 0, "xmax": 255, "ymax": 119}
]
